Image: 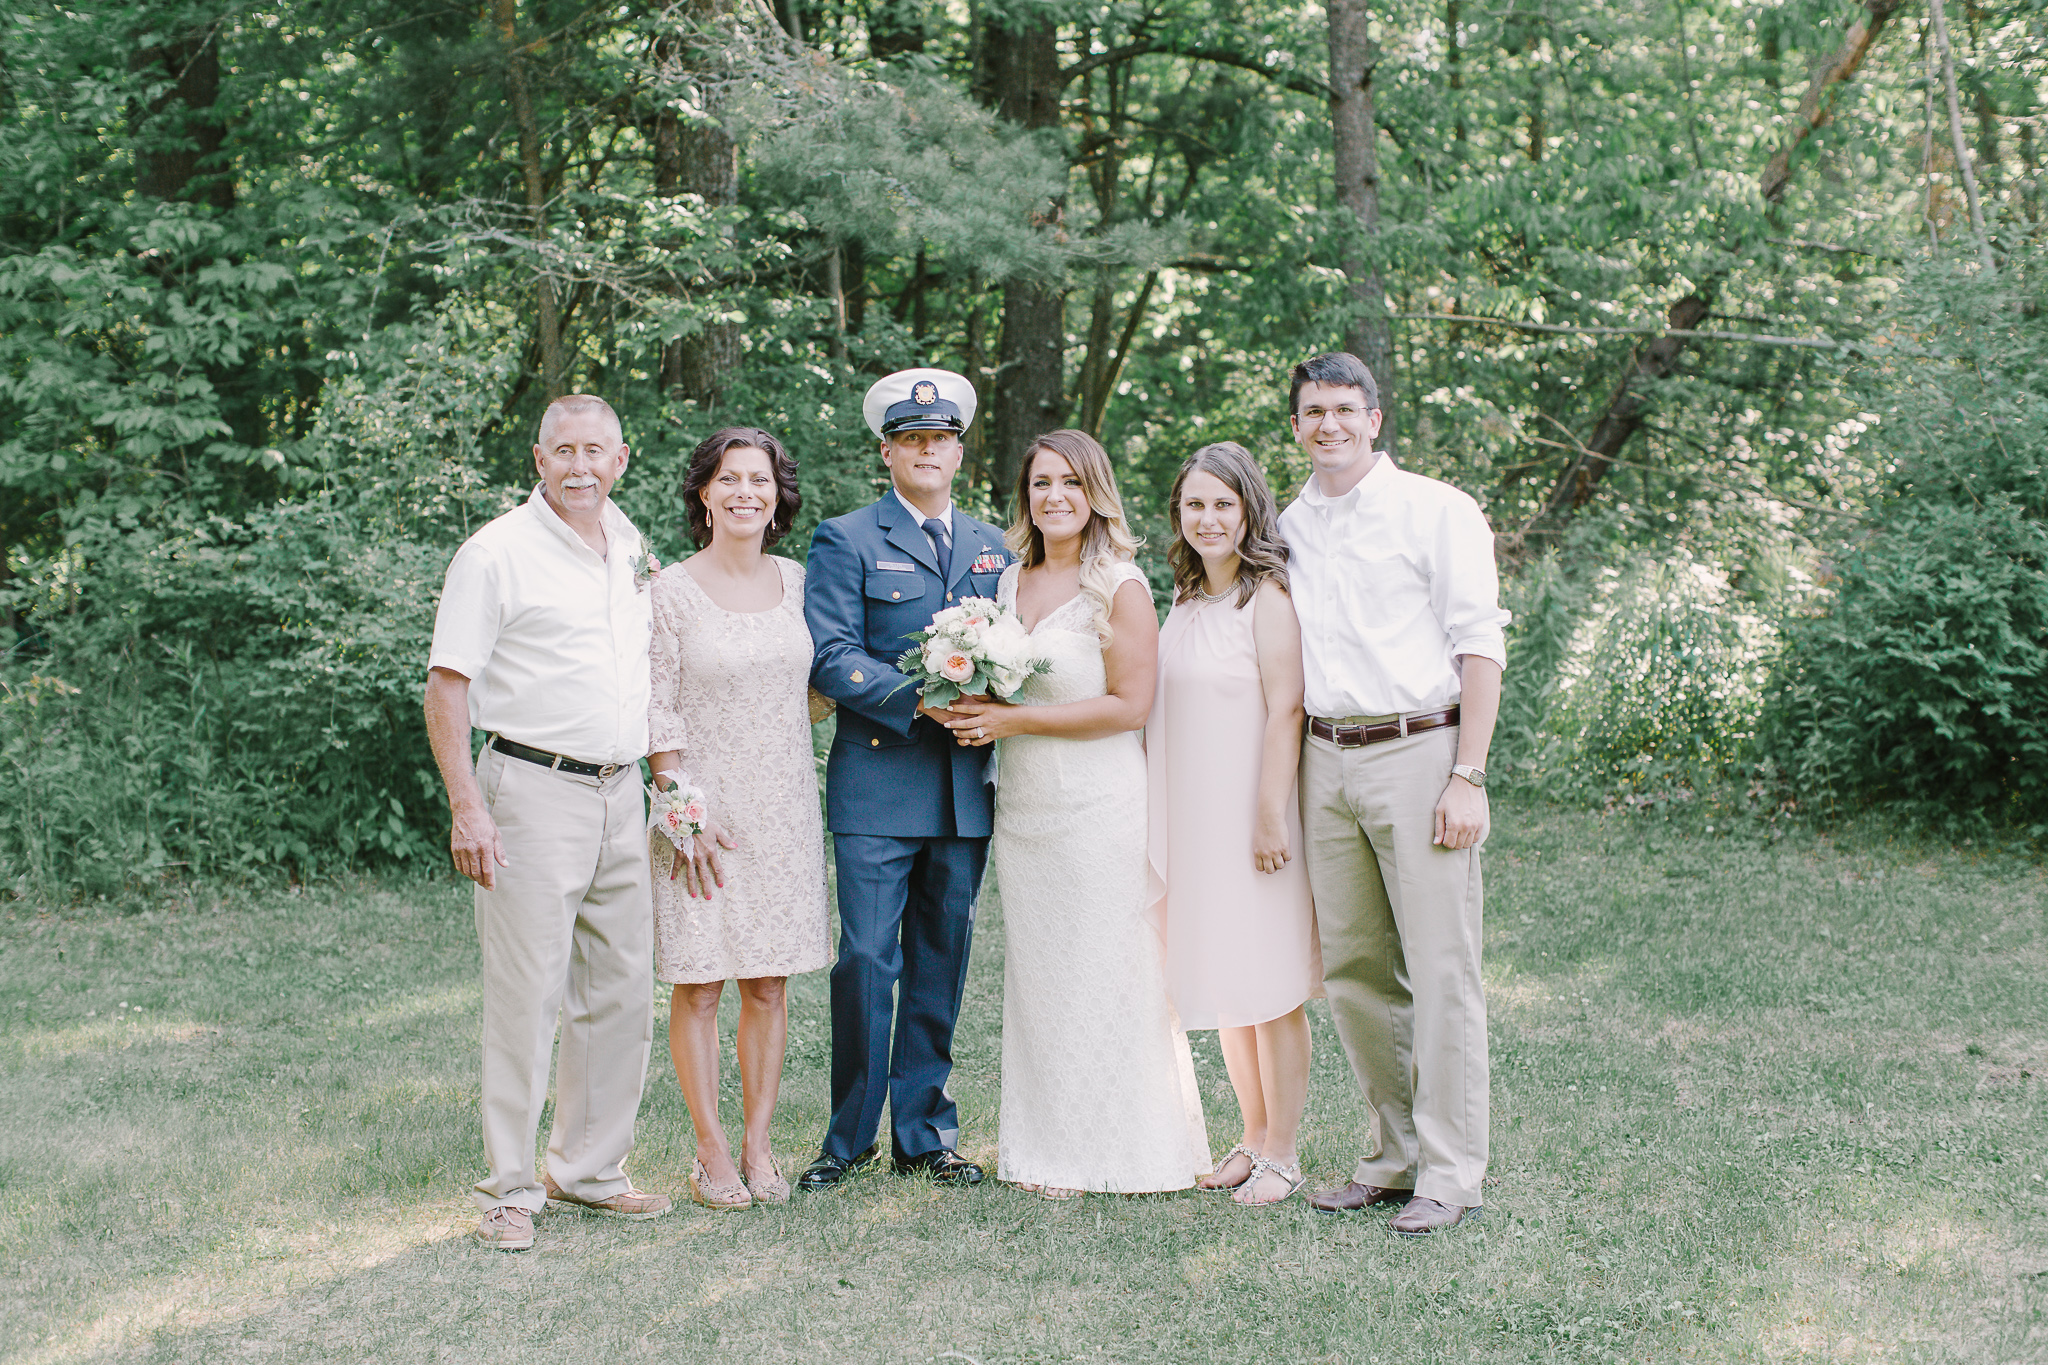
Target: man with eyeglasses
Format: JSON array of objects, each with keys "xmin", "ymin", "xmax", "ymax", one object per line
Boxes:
[{"xmin": 1276, "ymin": 352, "xmax": 1509, "ymax": 1236}]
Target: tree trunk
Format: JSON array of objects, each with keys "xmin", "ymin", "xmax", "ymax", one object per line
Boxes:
[
  {"xmin": 826, "ymin": 248, "xmax": 848, "ymax": 363},
  {"xmin": 1447, "ymin": 0, "xmax": 1465, "ymax": 143},
  {"xmin": 1527, "ymin": 0, "xmax": 1907, "ymax": 542},
  {"xmin": 1756, "ymin": 0, "xmax": 1905, "ymax": 205},
  {"xmin": 983, "ymin": 10, "xmax": 1067, "ymax": 508},
  {"xmin": 1929, "ymin": 0, "xmax": 1996, "ymax": 271},
  {"xmin": 845, "ymin": 239, "xmax": 867, "ymax": 336},
  {"xmin": 1533, "ymin": 291, "xmax": 1710, "ymax": 527},
  {"xmin": 1329, "ymin": 0, "xmax": 1397, "ymax": 454},
  {"xmin": 495, "ymin": 0, "xmax": 566, "ymax": 400},
  {"xmin": 133, "ymin": 26, "xmax": 232, "ymax": 208},
  {"xmin": 1076, "ymin": 271, "xmax": 1158, "ymax": 436},
  {"xmin": 660, "ymin": 0, "xmax": 742, "ymax": 406}
]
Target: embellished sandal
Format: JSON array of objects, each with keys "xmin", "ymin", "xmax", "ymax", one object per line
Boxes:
[
  {"xmin": 1198, "ymin": 1143, "xmax": 1259, "ymax": 1192},
  {"xmin": 688, "ymin": 1158, "xmax": 753, "ymax": 1212},
  {"xmin": 744, "ymin": 1154, "xmax": 790, "ymax": 1206},
  {"xmin": 1232, "ymin": 1154, "xmax": 1306, "ymax": 1207}
]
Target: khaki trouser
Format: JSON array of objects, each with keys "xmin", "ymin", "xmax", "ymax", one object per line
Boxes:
[
  {"xmin": 1301, "ymin": 724, "xmax": 1488, "ymax": 1209},
  {"xmin": 471, "ymin": 743, "xmax": 653, "ymax": 1213}
]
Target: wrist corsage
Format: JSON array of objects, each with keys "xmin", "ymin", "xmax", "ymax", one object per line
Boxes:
[{"xmin": 647, "ymin": 777, "xmax": 708, "ymax": 849}]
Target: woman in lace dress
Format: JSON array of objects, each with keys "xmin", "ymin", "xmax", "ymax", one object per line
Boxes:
[
  {"xmin": 1148, "ymin": 442, "xmax": 1320, "ymax": 1207},
  {"xmin": 945, "ymin": 430, "xmax": 1208, "ymax": 1198},
  {"xmin": 647, "ymin": 427, "xmax": 830, "ymax": 1211}
]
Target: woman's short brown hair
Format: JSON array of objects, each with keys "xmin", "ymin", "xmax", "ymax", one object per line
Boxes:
[{"xmin": 680, "ymin": 427, "xmax": 801, "ymax": 548}]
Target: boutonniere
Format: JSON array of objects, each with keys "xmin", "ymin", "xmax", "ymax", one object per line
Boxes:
[{"xmin": 630, "ymin": 549, "xmax": 661, "ymax": 591}]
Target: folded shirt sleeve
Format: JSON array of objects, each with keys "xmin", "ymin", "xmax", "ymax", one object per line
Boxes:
[
  {"xmin": 1432, "ymin": 495, "xmax": 1511, "ymax": 671},
  {"xmin": 427, "ymin": 538, "xmax": 502, "ymax": 682}
]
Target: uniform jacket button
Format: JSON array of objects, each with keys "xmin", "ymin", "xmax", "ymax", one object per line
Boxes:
[{"xmin": 870, "ymin": 738, "xmax": 880, "ymax": 747}]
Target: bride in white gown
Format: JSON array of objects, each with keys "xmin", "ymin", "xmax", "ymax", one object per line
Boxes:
[{"xmin": 944, "ymin": 430, "xmax": 1209, "ymax": 1197}]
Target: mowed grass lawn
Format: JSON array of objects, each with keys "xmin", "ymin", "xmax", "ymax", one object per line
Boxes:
[{"xmin": 3, "ymin": 800, "xmax": 2044, "ymax": 1364}]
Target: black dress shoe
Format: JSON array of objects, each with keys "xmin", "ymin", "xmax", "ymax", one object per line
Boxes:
[
  {"xmin": 797, "ymin": 1144, "xmax": 876, "ymax": 1192},
  {"xmin": 892, "ymin": 1148, "xmax": 985, "ymax": 1184}
]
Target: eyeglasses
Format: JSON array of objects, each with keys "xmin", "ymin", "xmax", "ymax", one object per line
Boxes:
[{"xmin": 1296, "ymin": 406, "xmax": 1371, "ymax": 425}]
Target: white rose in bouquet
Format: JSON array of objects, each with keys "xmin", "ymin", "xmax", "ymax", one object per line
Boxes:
[{"xmin": 896, "ymin": 596, "xmax": 1049, "ymax": 706}]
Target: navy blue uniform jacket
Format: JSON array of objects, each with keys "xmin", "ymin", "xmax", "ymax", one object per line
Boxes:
[{"xmin": 805, "ymin": 495, "xmax": 1012, "ymax": 838}]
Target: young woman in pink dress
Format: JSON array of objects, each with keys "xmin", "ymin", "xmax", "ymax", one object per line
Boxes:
[{"xmin": 1146, "ymin": 441, "xmax": 1322, "ymax": 1206}]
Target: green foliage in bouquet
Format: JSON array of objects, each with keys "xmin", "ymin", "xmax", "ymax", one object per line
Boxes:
[{"xmin": 891, "ymin": 598, "xmax": 1050, "ymax": 710}]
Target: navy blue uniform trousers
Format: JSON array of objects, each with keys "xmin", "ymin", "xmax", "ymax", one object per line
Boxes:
[{"xmin": 826, "ymin": 832, "xmax": 987, "ymax": 1161}]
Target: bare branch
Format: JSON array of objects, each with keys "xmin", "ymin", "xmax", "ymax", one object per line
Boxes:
[{"xmin": 1394, "ymin": 312, "xmax": 1848, "ymax": 351}]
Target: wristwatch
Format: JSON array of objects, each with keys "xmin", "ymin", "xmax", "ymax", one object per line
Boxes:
[{"xmin": 1451, "ymin": 764, "xmax": 1487, "ymax": 789}]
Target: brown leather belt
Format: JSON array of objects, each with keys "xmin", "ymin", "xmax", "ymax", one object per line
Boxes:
[
  {"xmin": 491, "ymin": 734, "xmax": 628, "ymax": 779},
  {"xmin": 1308, "ymin": 706, "xmax": 1461, "ymax": 749}
]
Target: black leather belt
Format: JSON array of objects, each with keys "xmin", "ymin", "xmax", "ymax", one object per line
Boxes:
[
  {"xmin": 490, "ymin": 734, "xmax": 628, "ymax": 779},
  {"xmin": 1308, "ymin": 706, "xmax": 1461, "ymax": 748}
]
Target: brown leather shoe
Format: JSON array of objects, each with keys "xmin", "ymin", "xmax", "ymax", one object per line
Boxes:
[
  {"xmin": 543, "ymin": 1174, "xmax": 673, "ymax": 1221},
  {"xmin": 1307, "ymin": 1181, "xmax": 1414, "ymax": 1214},
  {"xmin": 1390, "ymin": 1196, "xmax": 1480, "ymax": 1236}
]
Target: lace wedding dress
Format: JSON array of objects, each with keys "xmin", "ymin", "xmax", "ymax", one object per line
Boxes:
[{"xmin": 991, "ymin": 561, "xmax": 1210, "ymax": 1192}]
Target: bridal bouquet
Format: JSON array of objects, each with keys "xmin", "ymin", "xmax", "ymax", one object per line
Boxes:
[
  {"xmin": 894, "ymin": 597, "xmax": 1050, "ymax": 708},
  {"xmin": 647, "ymin": 778, "xmax": 709, "ymax": 851}
]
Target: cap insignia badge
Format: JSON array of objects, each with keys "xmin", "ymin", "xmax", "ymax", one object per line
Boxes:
[{"xmin": 912, "ymin": 381, "xmax": 938, "ymax": 406}]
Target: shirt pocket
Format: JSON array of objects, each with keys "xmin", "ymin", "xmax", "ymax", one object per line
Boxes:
[{"xmin": 864, "ymin": 570, "xmax": 928, "ymax": 607}]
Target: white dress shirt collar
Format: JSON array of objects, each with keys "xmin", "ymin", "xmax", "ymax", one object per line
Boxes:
[
  {"xmin": 1303, "ymin": 451, "xmax": 1395, "ymax": 508},
  {"xmin": 894, "ymin": 487, "xmax": 953, "ymax": 533},
  {"xmin": 529, "ymin": 483, "xmax": 631, "ymax": 560}
]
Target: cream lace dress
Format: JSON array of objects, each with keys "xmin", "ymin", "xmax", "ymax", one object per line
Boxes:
[
  {"xmin": 647, "ymin": 555, "xmax": 830, "ymax": 984},
  {"xmin": 991, "ymin": 560, "xmax": 1210, "ymax": 1192}
]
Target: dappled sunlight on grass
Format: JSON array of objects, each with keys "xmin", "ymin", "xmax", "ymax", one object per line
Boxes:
[
  {"xmin": 12, "ymin": 1199, "xmax": 473, "ymax": 1365},
  {"xmin": 2, "ymin": 807, "xmax": 2040, "ymax": 1362}
]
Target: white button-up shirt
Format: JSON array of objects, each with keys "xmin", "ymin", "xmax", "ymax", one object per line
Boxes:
[
  {"xmin": 1278, "ymin": 455, "xmax": 1510, "ymax": 719},
  {"xmin": 428, "ymin": 485, "xmax": 653, "ymax": 765}
]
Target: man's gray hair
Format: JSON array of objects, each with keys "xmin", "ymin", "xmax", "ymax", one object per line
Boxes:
[{"xmin": 537, "ymin": 394, "xmax": 624, "ymax": 448}]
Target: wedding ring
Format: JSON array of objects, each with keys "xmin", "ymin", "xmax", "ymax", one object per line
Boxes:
[{"xmin": 976, "ymin": 727, "xmax": 986, "ymax": 740}]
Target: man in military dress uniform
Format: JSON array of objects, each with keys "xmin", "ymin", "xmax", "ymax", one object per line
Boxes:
[{"xmin": 799, "ymin": 368, "xmax": 1013, "ymax": 1190}]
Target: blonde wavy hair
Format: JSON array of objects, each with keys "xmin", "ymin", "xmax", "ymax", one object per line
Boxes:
[{"xmin": 1005, "ymin": 429, "xmax": 1142, "ymax": 644}]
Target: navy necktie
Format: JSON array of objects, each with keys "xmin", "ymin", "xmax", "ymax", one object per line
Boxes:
[{"xmin": 922, "ymin": 516, "xmax": 952, "ymax": 581}]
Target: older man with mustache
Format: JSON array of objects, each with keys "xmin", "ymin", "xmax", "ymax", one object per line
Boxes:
[{"xmin": 424, "ymin": 394, "xmax": 682, "ymax": 1250}]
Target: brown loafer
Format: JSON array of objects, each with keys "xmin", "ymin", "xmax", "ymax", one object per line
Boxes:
[
  {"xmin": 543, "ymin": 1174, "xmax": 673, "ymax": 1221},
  {"xmin": 1307, "ymin": 1181, "xmax": 1414, "ymax": 1214},
  {"xmin": 1390, "ymin": 1195, "xmax": 1480, "ymax": 1237}
]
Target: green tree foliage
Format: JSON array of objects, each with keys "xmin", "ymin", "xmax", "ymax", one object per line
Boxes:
[{"xmin": 2, "ymin": 0, "xmax": 2044, "ymax": 885}]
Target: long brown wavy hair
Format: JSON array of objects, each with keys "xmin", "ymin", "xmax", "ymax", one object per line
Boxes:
[
  {"xmin": 1006, "ymin": 430, "xmax": 1142, "ymax": 644},
  {"xmin": 1166, "ymin": 442, "xmax": 1290, "ymax": 608}
]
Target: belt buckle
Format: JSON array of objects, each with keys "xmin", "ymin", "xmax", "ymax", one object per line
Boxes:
[
  {"xmin": 597, "ymin": 763, "xmax": 619, "ymax": 778},
  {"xmin": 1334, "ymin": 722, "xmax": 1364, "ymax": 748}
]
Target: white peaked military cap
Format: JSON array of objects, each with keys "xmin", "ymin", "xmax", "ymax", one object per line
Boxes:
[{"xmin": 863, "ymin": 368, "xmax": 978, "ymax": 438}]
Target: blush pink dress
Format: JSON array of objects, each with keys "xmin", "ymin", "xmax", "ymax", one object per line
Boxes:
[{"xmin": 1145, "ymin": 588, "xmax": 1322, "ymax": 1030}]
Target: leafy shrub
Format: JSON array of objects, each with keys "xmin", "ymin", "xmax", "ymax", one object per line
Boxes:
[
  {"xmin": 1759, "ymin": 257, "xmax": 2048, "ymax": 831},
  {"xmin": 1491, "ymin": 552, "xmax": 1582, "ymax": 787},
  {"xmin": 1546, "ymin": 552, "xmax": 1775, "ymax": 797}
]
